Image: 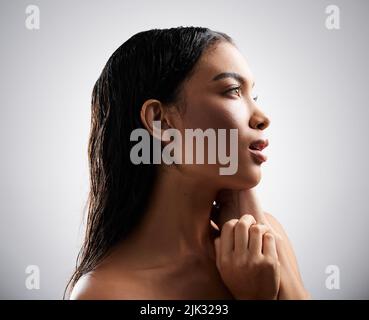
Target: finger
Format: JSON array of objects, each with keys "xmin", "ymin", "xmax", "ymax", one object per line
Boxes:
[
  {"xmin": 249, "ymin": 224, "xmax": 269, "ymax": 255},
  {"xmin": 262, "ymin": 232, "xmax": 278, "ymax": 259},
  {"xmin": 220, "ymin": 219, "xmax": 238, "ymax": 256},
  {"xmin": 234, "ymin": 214, "xmax": 256, "ymax": 254}
]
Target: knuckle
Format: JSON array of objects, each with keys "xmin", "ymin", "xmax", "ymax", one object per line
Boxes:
[
  {"xmin": 235, "ymin": 219, "xmax": 249, "ymax": 230},
  {"xmin": 219, "ymin": 255, "xmax": 231, "ymax": 267},
  {"xmin": 240, "ymin": 214, "xmax": 256, "ymax": 224},
  {"xmin": 224, "ymin": 219, "xmax": 239, "ymax": 227},
  {"xmin": 234, "ymin": 256, "xmax": 246, "ymax": 268},
  {"xmin": 275, "ymin": 260, "xmax": 281, "ymax": 269},
  {"xmin": 249, "ymin": 256, "xmax": 263, "ymax": 268},
  {"xmin": 222, "ymin": 219, "xmax": 239, "ymax": 231},
  {"xmin": 250, "ymin": 224, "xmax": 263, "ymax": 234},
  {"xmin": 264, "ymin": 257, "xmax": 280, "ymax": 269},
  {"xmin": 264, "ymin": 232, "xmax": 275, "ymax": 241}
]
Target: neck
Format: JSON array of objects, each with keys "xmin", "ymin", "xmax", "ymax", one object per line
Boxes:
[{"xmin": 119, "ymin": 166, "xmax": 219, "ymax": 268}]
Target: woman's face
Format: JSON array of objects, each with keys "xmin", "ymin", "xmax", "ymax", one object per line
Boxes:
[{"xmin": 169, "ymin": 41, "xmax": 271, "ymax": 190}]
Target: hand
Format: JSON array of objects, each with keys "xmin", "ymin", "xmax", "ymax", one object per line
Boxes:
[
  {"xmin": 212, "ymin": 188, "xmax": 271, "ymax": 227},
  {"xmin": 211, "ymin": 187, "xmax": 310, "ymax": 300},
  {"xmin": 214, "ymin": 214, "xmax": 281, "ymax": 300},
  {"xmin": 211, "ymin": 188, "xmax": 281, "ymax": 240}
]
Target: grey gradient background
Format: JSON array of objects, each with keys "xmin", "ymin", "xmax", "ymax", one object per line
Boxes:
[{"xmin": 0, "ymin": 0, "xmax": 368, "ymax": 299}]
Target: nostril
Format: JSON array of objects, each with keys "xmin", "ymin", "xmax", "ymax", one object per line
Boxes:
[{"xmin": 257, "ymin": 123, "xmax": 266, "ymax": 130}]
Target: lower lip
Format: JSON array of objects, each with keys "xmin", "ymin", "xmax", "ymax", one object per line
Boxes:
[{"xmin": 249, "ymin": 149, "xmax": 268, "ymax": 163}]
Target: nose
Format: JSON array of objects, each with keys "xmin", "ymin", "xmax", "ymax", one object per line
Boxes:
[{"xmin": 249, "ymin": 107, "xmax": 270, "ymax": 130}]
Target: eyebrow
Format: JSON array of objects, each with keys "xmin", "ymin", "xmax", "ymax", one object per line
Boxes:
[{"xmin": 212, "ymin": 72, "xmax": 255, "ymax": 87}]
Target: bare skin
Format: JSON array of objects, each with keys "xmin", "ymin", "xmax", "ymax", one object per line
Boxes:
[
  {"xmin": 70, "ymin": 41, "xmax": 310, "ymax": 299},
  {"xmin": 213, "ymin": 188, "xmax": 310, "ymax": 299},
  {"xmin": 71, "ymin": 169, "xmax": 234, "ymax": 299}
]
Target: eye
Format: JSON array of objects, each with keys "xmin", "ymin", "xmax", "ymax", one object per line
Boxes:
[{"xmin": 225, "ymin": 86, "xmax": 241, "ymax": 97}]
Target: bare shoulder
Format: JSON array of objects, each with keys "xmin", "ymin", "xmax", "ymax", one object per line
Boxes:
[
  {"xmin": 68, "ymin": 272, "xmax": 96, "ymax": 300},
  {"xmin": 264, "ymin": 212, "xmax": 289, "ymax": 238},
  {"xmin": 69, "ymin": 271, "xmax": 107, "ymax": 300},
  {"xmin": 264, "ymin": 212, "xmax": 306, "ymax": 283},
  {"xmin": 69, "ymin": 268, "xmax": 139, "ymax": 300},
  {"xmin": 263, "ymin": 212, "xmax": 297, "ymax": 251}
]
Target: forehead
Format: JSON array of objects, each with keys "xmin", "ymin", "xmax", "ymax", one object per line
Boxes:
[{"xmin": 191, "ymin": 41, "xmax": 254, "ymax": 84}]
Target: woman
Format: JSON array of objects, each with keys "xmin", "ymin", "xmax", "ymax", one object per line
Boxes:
[{"xmin": 66, "ymin": 27, "xmax": 310, "ymax": 299}]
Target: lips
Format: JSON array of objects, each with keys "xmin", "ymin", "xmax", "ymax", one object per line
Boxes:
[
  {"xmin": 248, "ymin": 139, "xmax": 269, "ymax": 163},
  {"xmin": 249, "ymin": 139, "xmax": 269, "ymax": 151}
]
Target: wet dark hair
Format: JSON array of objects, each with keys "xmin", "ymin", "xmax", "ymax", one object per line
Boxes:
[{"xmin": 65, "ymin": 26, "xmax": 234, "ymax": 298}]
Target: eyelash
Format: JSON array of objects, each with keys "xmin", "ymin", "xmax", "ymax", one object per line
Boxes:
[{"xmin": 225, "ymin": 86, "xmax": 258, "ymax": 101}]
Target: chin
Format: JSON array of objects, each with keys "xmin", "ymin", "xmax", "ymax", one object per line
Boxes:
[
  {"xmin": 221, "ymin": 165, "xmax": 261, "ymax": 190},
  {"xmin": 237, "ymin": 163, "xmax": 262, "ymax": 188}
]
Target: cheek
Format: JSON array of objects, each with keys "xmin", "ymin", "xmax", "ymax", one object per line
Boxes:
[
  {"xmin": 183, "ymin": 95, "xmax": 250, "ymax": 131},
  {"xmin": 175, "ymin": 96, "xmax": 260, "ymax": 187},
  {"xmin": 180, "ymin": 97, "xmax": 254, "ymax": 161}
]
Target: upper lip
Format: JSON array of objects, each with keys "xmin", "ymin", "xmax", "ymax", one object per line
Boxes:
[{"xmin": 249, "ymin": 138, "xmax": 269, "ymax": 151}]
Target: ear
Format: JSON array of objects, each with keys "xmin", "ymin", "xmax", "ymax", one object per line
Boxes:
[{"xmin": 140, "ymin": 99, "xmax": 177, "ymax": 142}]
